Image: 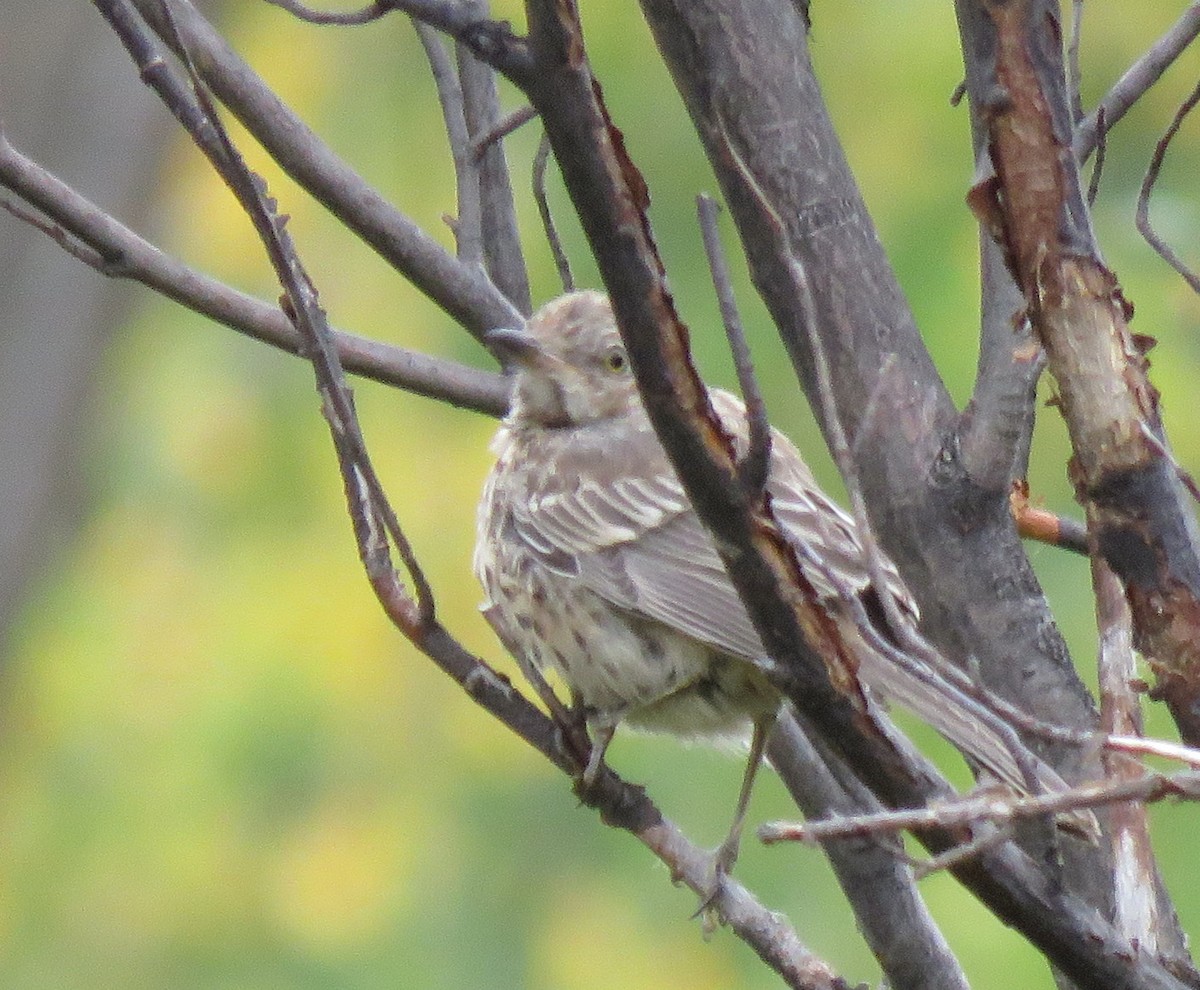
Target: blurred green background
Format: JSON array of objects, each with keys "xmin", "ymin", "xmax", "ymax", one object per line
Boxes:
[{"xmin": 2, "ymin": 2, "xmax": 1199, "ymax": 988}]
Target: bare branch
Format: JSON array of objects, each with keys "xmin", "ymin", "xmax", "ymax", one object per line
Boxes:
[
  {"xmin": 455, "ymin": 6, "xmax": 532, "ymax": 314},
  {"xmin": 1010, "ymin": 484, "xmax": 1090, "ymax": 555},
  {"xmin": 270, "ymin": 0, "xmax": 537, "ymax": 81},
  {"xmin": 0, "ymin": 196, "xmax": 112, "ymax": 271},
  {"xmin": 1107, "ymin": 735, "xmax": 1200, "ymax": 766},
  {"xmin": 912, "ymin": 826, "xmax": 1016, "ymax": 880},
  {"xmin": 415, "ymin": 21, "xmax": 483, "ymax": 266},
  {"xmin": 962, "ymin": 164, "xmax": 1042, "ymax": 489},
  {"xmin": 1136, "ymin": 79, "xmax": 1200, "ymax": 295},
  {"xmin": 1087, "ymin": 105, "xmax": 1107, "ymax": 206},
  {"xmin": 959, "ymin": 307, "xmax": 1044, "ymax": 492},
  {"xmin": 761, "ymin": 771, "xmax": 1200, "ymax": 847},
  {"xmin": 533, "ymin": 131, "xmax": 573, "ymax": 291},
  {"xmin": 263, "ymin": 0, "xmax": 391, "ymax": 25},
  {"xmin": 373, "ymin": 0, "xmax": 535, "ymax": 81},
  {"xmin": 1075, "ymin": 2, "xmax": 1200, "ymax": 161},
  {"xmin": 696, "ymin": 193, "xmax": 770, "ymax": 496},
  {"xmin": 472, "ymin": 103, "xmax": 536, "ymax": 159},
  {"xmin": 0, "ymin": 119, "xmax": 507, "ymax": 416},
  {"xmin": 1067, "ymin": 0, "xmax": 1084, "ymax": 123},
  {"xmin": 1140, "ymin": 423, "xmax": 1200, "ymax": 504},
  {"xmin": 129, "ymin": 0, "xmax": 525, "ymax": 336}
]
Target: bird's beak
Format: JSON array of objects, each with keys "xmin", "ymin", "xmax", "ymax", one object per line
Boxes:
[{"xmin": 484, "ymin": 326, "xmax": 546, "ymax": 371}]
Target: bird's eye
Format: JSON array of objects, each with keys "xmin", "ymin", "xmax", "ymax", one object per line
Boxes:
[{"xmin": 604, "ymin": 347, "xmax": 628, "ymax": 373}]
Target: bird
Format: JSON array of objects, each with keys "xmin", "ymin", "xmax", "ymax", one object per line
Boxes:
[{"xmin": 474, "ymin": 290, "xmax": 1094, "ymax": 879}]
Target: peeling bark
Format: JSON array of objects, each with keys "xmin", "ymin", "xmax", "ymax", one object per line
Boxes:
[{"xmin": 962, "ymin": 0, "xmax": 1200, "ymax": 744}]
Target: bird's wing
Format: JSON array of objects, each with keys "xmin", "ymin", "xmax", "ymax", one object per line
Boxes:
[
  {"xmin": 507, "ymin": 389, "xmax": 895, "ymax": 660},
  {"xmin": 586, "ymin": 509, "xmax": 768, "ymax": 660},
  {"xmin": 508, "ymin": 387, "xmax": 917, "ymax": 651},
  {"xmin": 507, "ymin": 415, "xmax": 767, "ymax": 660}
]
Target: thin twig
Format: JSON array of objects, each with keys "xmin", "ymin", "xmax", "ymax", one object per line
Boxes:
[
  {"xmin": 1106, "ymin": 735, "xmax": 1200, "ymax": 767},
  {"xmin": 1086, "ymin": 106, "xmax": 1107, "ymax": 207},
  {"xmin": 1067, "ymin": 0, "xmax": 1084, "ymax": 124},
  {"xmin": 1140, "ymin": 422, "xmax": 1200, "ymax": 503},
  {"xmin": 696, "ymin": 193, "xmax": 770, "ymax": 496},
  {"xmin": 761, "ymin": 770, "xmax": 1200, "ymax": 847},
  {"xmin": 1, "ymin": 197, "xmax": 113, "ymax": 271},
  {"xmin": 912, "ymin": 824, "xmax": 1015, "ymax": 880},
  {"xmin": 533, "ymin": 131, "xmax": 573, "ymax": 291},
  {"xmin": 415, "ymin": 20, "xmax": 483, "ymax": 266},
  {"xmin": 1075, "ymin": 2, "xmax": 1200, "ymax": 161},
  {"xmin": 1136, "ymin": 79, "xmax": 1200, "ymax": 295},
  {"xmin": 472, "ymin": 103, "xmax": 536, "ymax": 160},
  {"xmin": 1010, "ymin": 483, "xmax": 1090, "ymax": 556},
  {"xmin": 263, "ymin": 0, "xmax": 391, "ymax": 25}
]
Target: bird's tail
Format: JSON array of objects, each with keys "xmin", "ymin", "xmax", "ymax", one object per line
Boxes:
[{"xmin": 845, "ymin": 619, "xmax": 1101, "ymax": 842}]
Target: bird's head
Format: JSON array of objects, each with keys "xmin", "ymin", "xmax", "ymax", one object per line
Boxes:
[{"xmin": 486, "ymin": 291, "xmax": 639, "ymax": 428}]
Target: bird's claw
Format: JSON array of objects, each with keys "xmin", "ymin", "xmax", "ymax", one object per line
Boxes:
[
  {"xmin": 571, "ymin": 722, "xmax": 615, "ymax": 801},
  {"xmin": 692, "ymin": 836, "xmax": 740, "ymax": 936}
]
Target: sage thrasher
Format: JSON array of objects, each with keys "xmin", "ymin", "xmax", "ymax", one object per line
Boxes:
[{"xmin": 475, "ymin": 290, "xmax": 1093, "ymax": 871}]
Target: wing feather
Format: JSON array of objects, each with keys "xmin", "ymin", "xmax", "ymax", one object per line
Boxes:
[
  {"xmin": 583, "ymin": 515, "xmax": 766, "ymax": 659},
  {"xmin": 506, "ymin": 386, "xmax": 913, "ymax": 658}
]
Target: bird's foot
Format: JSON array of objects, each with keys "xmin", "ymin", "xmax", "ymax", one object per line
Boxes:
[
  {"xmin": 570, "ymin": 722, "xmax": 615, "ymax": 801},
  {"xmin": 693, "ymin": 832, "xmax": 741, "ymax": 937}
]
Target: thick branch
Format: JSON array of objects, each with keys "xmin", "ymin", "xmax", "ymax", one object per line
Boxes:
[
  {"xmin": 769, "ymin": 717, "xmax": 970, "ymax": 990},
  {"xmin": 959, "ymin": 0, "xmax": 1200, "ymax": 747},
  {"xmin": 415, "ymin": 21, "xmax": 483, "ymax": 266}
]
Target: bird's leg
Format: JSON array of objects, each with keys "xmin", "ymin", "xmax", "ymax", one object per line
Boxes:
[
  {"xmin": 698, "ymin": 710, "xmax": 776, "ymax": 928},
  {"xmin": 581, "ymin": 721, "xmax": 616, "ymax": 789},
  {"xmin": 719, "ymin": 712, "xmax": 774, "ymax": 874}
]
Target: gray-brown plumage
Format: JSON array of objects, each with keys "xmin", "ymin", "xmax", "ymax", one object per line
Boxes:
[{"xmin": 475, "ymin": 290, "xmax": 1091, "ymax": 845}]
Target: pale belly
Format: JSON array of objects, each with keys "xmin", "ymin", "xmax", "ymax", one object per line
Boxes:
[{"xmin": 484, "ymin": 564, "xmax": 777, "ymax": 741}]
